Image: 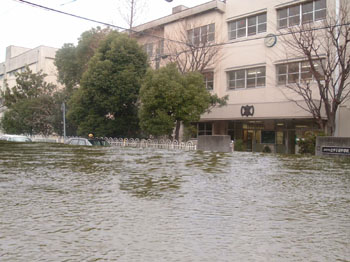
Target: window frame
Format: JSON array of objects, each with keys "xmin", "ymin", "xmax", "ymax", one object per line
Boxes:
[
  {"xmin": 198, "ymin": 122, "xmax": 213, "ymax": 136},
  {"xmin": 227, "ymin": 66, "xmax": 266, "ymax": 90},
  {"xmin": 276, "ymin": 60, "xmax": 325, "ymax": 85},
  {"xmin": 203, "ymin": 71, "xmax": 214, "ymax": 90},
  {"xmin": 277, "ymin": 0, "xmax": 327, "ymax": 29},
  {"xmin": 187, "ymin": 23, "xmax": 215, "ymax": 46},
  {"xmin": 143, "ymin": 43, "xmax": 154, "ymax": 57},
  {"xmin": 228, "ymin": 12, "xmax": 267, "ymax": 40}
]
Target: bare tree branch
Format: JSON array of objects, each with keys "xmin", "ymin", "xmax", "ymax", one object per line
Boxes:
[{"xmin": 279, "ymin": 2, "xmax": 350, "ymax": 135}]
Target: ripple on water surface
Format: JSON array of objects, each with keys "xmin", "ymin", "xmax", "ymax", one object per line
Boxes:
[{"xmin": 0, "ymin": 141, "xmax": 349, "ymax": 262}]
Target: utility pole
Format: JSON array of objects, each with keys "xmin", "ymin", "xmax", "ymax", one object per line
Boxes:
[
  {"xmin": 130, "ymin": 0, "xmax": 134, "ymax": 30},
  {"xmin": 61, "ymin": 102, "xmax": 66, "ymax": 141}
]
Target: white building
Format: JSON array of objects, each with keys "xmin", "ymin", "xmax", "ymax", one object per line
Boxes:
[
  {"xmin": 133, "ymin": 0, "xmax": 350, "ymax": 153},
  {"xmin": 0, "ymin": 45, "xmax": 59, "ymax": 117},
  {"xmin": 0, "ymin": 45, "xmax": 59, "ymax": 92}
]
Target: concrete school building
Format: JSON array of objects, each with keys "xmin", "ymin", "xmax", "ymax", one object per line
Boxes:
[
  {"xmin": 0, "ymin": 45, "xmax": 59, "ymax": 117},
  {"xmin": 0, "ymin": 45, "xmax": 59, "ymax": 92},
  {"xmin": 132, "ymin": 0, "xmax": 350, "ymax": 153}
]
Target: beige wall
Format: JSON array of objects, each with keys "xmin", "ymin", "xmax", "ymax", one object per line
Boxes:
[{"xmin": 134, "ymin": 0, "xmax": 348, "ymax": 137}]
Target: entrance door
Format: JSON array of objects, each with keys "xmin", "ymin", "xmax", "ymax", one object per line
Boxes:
[{"xmin": 243, "ymin": 130, "xmax": 254, "ymax": 151}]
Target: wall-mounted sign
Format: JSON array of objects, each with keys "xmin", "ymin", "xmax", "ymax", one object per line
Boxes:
[
  {"xmin": 241, "ymin": 105, "xmax": 254, "ymax": 117},
  {"xmin": 322, "ymin": 147, "xmax": 350, "ymax": 155}
]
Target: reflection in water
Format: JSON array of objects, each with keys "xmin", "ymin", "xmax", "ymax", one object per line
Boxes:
[{"xmin": 0, "ymin": 141, "xmax": 349, "ymax": 262}]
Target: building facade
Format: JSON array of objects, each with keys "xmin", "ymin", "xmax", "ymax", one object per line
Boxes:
[
  {"xmin": 0, "ymin": 45, "xmax": 59, "ymax": 118},
  {"xmin": 133, "ymin": 0, "xmax": 350, "ymax": 153}
]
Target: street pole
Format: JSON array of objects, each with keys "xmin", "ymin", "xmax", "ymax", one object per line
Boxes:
[{"xmin": 61, "ymin": 102, "xmax": 66, "ymax": 141}]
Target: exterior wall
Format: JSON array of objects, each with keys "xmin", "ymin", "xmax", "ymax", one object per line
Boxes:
[{"xmin": 338, "ymin": 102, "xmax": 350, "ymax": 137}]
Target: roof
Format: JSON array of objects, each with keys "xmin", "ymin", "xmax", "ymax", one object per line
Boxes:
[{"xmin": 132, "ymin": 0, "xmax": 226, "ymax": 32}]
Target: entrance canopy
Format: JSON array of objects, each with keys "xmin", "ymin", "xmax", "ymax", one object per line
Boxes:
[{"xmin": 201, "ymin": 100, "xmax": 326, "ymax": 121}]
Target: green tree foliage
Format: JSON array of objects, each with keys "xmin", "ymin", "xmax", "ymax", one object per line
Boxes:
[
  {"xmin": 0, "ymin": 67, "xmax": 56, "ymax": 135},
  {"xmin": 67, "ymin": 31, "xmax": 148, "ymax": 137},
  {"xmin": 54, "ymin": 27, "xmax": 112, "ymax": 90},
  {"xmin": 297, "ymin": 131, "xmax": 325, "ymax": 155},
  {"xmin": 1, "ymin": 66, "xmax": 55, "ymax": 108},
  {"xmin": 139, "ymin": 63, "xmax": 227, "ymax": 140}
]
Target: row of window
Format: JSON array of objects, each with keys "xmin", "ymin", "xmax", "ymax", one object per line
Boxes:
[
  {"xmin": 187, "ymin": 24, "xmax": 215, "ymax": 46},
  {"xmin": 278, "ymin": 0, "xmax": 326, "ymax": 29},
  {"xmin": 203, "ymin": 60, "xmax": 324, "ymax": 90},
  {"xmin": 228, "ymin": 0, "xmax": 326, "ymax": 41},
  {"xmin": 143, "ymin": 0, "xmax": 327, "ymax": 56},
  {"xmin": 228, "ymin": 13, "xmax": 267, "ymax": 40}
]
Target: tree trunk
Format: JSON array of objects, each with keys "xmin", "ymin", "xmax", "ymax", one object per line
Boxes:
[
  {"xmin": 174, "ymin": 120, "xmax": 181, "ymax": 141},
  {"xmin": 326, "ymin": 117, "xmax": 336, "ymax": 136}
]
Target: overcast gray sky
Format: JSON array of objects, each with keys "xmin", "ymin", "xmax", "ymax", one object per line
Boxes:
[{"xmin": 0, "ymin": 0, "xmax": 210, "ymax": 62}]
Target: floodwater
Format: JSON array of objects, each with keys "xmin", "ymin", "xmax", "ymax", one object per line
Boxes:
[{"xmin": 0, "ymin": 141, "xmax": 349, "ymax": 262}]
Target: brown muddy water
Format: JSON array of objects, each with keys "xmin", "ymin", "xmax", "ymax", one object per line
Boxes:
[{"xmin": 0, "ymin": 141, "xmax": 349, "ymax": 262}]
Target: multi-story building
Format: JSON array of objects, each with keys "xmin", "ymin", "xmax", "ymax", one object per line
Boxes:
[
  {"xmin": 133, "ymin": 0, "xmax": 350, "ymax": 153},
  {"xmin": 0, "ymin": 45, "xmax": 59, "ymax": 91},
  {"xmin": 0, "ymin": 45, "xmax": 59, "ymax": 117}
]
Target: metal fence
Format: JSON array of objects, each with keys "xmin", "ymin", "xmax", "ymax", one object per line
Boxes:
[
  {"xmin": 104, "ymin": 138, "xmax": 197, "ymax": 151},
  {"xmin": 28, "ymin": 135, "xmax": 197, "ymax": 151}
]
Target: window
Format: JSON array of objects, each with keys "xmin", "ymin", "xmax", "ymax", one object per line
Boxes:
[
  {"xmin": 143, "ymin": 43, "xmax": 153, "ymax": 57},
  {"xmin": 261, "ymin": 131, "xmax": 275, "ymax": 144},
  {"xmin": 228, "ymin": 122, "xmax": 235, "ymax": 140},
  {"xmin": 156, "ymin": 40, "xmax": 164, "ymax": 56},
  {"xmin": 155, "ymin": 40, "xmax": 164, "ymax": 69},
  {"xmin": 228, "ymin": 13, "xmax": 267, "ymax": 40},
  {"xmin": 227, "ymin": 66, "xmax": 266, "ymax": 89},
  {"xmin": 187, "ymin": 23, "xmax": 215, "ymax": 46},
  {"xmin": 277, "ymin": 60, "xmax": 324, "ymax": 85},
  {"xmin": 203, "ymin": 72, "xmax": 214, "ymax": 90},
  {"xmin": 277, "ymin": 0, "xmax": 326, "ymax": 29},
  {"xmin": 198, "ymin": 122, "xmax": 212, "ymax": 136}
]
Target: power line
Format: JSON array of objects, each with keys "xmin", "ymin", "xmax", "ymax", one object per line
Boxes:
[
  {"xmin": 13, "ymin": 0, "xmax": 187, "ymax": 46},
  {"xmin": 12, "ymin": 0, "xmax": 350, "ymax": 54}
]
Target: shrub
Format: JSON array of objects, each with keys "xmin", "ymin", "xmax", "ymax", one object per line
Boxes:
[
  {"xmin": 234, "ymin": 139, "xmax": 245, "ymax": 151},
  {"xmin": 298, "ymin": 131, "xmax": 325, "ymax": 155},
  {"xmin": 262, "ymin": 145, "xmax": 272, "ymax": 153}
]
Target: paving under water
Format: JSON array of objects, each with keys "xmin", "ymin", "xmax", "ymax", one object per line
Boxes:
[{"xmin": 0, "ymin": 141, "xmax": 349, "ymax": 261}]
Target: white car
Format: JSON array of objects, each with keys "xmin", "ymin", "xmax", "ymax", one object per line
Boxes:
[{"xmin": 0, "ymin": 134, "xmax": 32, "ymax": 142}]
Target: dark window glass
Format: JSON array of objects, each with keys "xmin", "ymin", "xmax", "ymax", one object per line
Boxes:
[{"xmin": 261, "ymin": 131, "xmax": 275, "ymax": 144}]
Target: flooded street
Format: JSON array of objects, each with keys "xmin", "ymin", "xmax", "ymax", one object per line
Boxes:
[{"xmin": 0, "ymin": 141, "xmax": 349, "ymax": 262}]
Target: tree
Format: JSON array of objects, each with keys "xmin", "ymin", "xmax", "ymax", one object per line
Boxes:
[
  {"xmin": 164, "ymin": 20, "xmax": 224, "ymax": 74},
  {"xmin": 54, "ymin": 27, "xmax": 113, "ymax": 136},
  {"xmin": 0, "ymin": 67, "xmax": 56, "ymax": 135},
  {"xmin": 118, "ymin": 0, "xmax": 148, "ymax": 30},
  {"xmin": 67, "ymin": 31, "xmax": 148, "ymax": 137},
  {"xmin": 139, "ymin": 63, "xmax": 226, "ymax": 140},
  {"xmin": 54, "ymin": 27, "xmax": 112, "ymax": 90},
  {"xmin": 280, "ymin": 2, "xmax": 350, "ymax": 135},
  {"xmin": 1, "ymin": 96, "xmax": 55, "ymax": 135}
]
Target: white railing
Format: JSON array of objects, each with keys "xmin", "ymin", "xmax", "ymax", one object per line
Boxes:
[
  {"xmin": 27, "ymin": 135, "xmax": 197, "ymax": 151},
  {"xmin": 103, "ymin": 137, "xmax": 197, "ymax": 151}
]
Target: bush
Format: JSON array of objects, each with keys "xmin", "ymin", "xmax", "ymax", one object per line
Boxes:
[
  {"xmin": 234, "ymin": 139, "xmax": 245, "ymax": 151},
  {"xmin": 298, "ymin": 131, "xmax": 325, "ymax": 155},
  {"xmin": 262, "ymin": 145, "xmax": 272, "ymax": 153}
]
